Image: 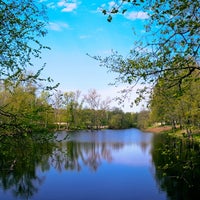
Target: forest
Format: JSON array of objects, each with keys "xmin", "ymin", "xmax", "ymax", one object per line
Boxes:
[{"xmin": 0, "ymin": 81, "xmax": 140, "ymax": 133}]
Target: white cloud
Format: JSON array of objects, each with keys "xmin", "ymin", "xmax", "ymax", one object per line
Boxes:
[
  {"xmin": 99, "ymin": 1, "xmax": 116, "ymax": 11},
  {"xmin": 125, "ymin": 11, "xmax": 149, "ymax": 20},
  {"xmin": 79, "ymin": 35, "xmax": 91, "ymax": 39},
  {"xmin": 109, "ymin": 1, "xmax": 115, "ymax": 8},
  {"xmin": 62, "ymin": 3, "xmax": 77, "ymax": 12},
  {"xmin": 47, "ymin": 2, "xmax": 56, "ymax": 9},
  {"xmin": 57, "ymin": 0, "xmax": 65, "ymax": 7},
  {"xmin": 101, "ymin": 3, "xmax": 106, "ymax": 8},
  {"xmin": 58, "ymin": 0, "xmax": 77, "ymax": 12},
  {"xmin": 48, "ymin": 22, "xmax": 69, "ymax": 31}
]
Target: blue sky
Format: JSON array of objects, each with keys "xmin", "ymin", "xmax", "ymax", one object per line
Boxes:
[{"xmin": 38, "ymin": 0, "xmax": 149, "ymax": 112}]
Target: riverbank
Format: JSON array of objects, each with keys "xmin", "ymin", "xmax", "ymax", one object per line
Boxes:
[
  {"xmin": 145, "ymin": 126, "xmax": 200, "ymax": 144},
  {"xmin": 144, "ymin": 126, "xmax": 172, "ymax": 133}
]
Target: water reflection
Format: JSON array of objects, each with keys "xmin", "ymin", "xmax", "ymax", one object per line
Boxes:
[
  {"xmin": 50, "ymin": 141, "xmax": 123, "ymax": 172},
  {"xmin": 0, "ymin": 129, "xmax": 166, "ymax": 200},
  {"xmin": 152, "ymin": 134, "xmax": 200, "ymax": 200},
  {"xmin": 0, "ymin": 135, "xmax": 55, "ymax": 199},
  {"xmin": 51, "ymin": 129, "xmax": 152, "ymax": 172}
]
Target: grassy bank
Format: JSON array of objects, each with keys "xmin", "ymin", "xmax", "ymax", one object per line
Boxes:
[{"xmin": 145, "ymin": 126, "xmax": 200, "ymax": 144}]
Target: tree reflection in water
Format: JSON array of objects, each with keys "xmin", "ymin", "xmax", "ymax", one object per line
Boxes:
[
  {"xmin": 50, "ymin": 141, "xmax": 124, "ymax": 172},
  {"xmin": 151, "ymin": 134, "xmax": 200, "ymax": 200},
  {"xmin": 0, "ymin": 134, "xmax": 55, "ymax": 199},
  {"xmin": 0, "ymin": 132, "xmax": 126, "ymax": 199}
]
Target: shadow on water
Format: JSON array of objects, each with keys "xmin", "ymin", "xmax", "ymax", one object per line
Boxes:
[
  {"xmin": 0, "ymin": 134, "xmax": 55, "ymax": 199},
  {"xmin": 151, "ymin": 134, "xmax": 200, "ymax": 200}
]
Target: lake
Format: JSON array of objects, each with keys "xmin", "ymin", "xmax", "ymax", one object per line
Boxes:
[{"xmin": 0, "ymin": 128, "xmax": 199, "ymax": 200}]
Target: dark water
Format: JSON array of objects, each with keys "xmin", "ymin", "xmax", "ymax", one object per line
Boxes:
[{"xmin": 0, "ymin": 129, "xmax": 199, "ymax": 200}]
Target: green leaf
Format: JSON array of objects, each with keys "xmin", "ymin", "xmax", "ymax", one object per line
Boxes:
[
  {"xmin": 107, "ymin": 15, "xmax": 112, "ymax": 22},
  {"xmin": 102, "ymin": 9, "xmax": 107, "ymax": 15},
  {"xmin": 122, "ymin": 9, "xmax": 127, "ymax": 14}
]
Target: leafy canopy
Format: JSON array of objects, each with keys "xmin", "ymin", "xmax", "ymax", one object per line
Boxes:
[
  {"xmin": 0, "ymin": 0, "xmax": 50, "ymax": 84},
  {"xmin": 97, "ymin": 0, "xmax": 200, "ymax": 103}
]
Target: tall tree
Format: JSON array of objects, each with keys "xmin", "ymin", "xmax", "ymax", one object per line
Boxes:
[
  {"xmin": 84, "ymin": 89, "xmax": 111, "ymax": 129},
  {"xmin": 150, "ymin": 70, "xmax": 200, "ymax": 136},
  {"xmin": 52, "ymin": 90, "xmax": 65, "ymax": 129},
  {"xmin": 63, "ymin": 90, "xmax": 83, "ymax": 130},
  {"xmin": 0, "ymin": 0, "xmax": 60, "ymax": 133}
]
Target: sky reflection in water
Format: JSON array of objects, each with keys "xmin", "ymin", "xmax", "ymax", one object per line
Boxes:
[{"xmin": 0, "ymin": 129, "xmax": 167, "ymax": 200}]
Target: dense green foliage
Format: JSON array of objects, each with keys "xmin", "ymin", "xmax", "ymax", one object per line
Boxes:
[
  {"xmin": 150, "ymin": 70, "xmax": 200, "ymax": 136},
  {"xmin": 0, "ymin": 81, "xmax": 54, "ymax": 133},
  {"xmin": 0, "ymin": 82, "xmax": 140, "ymax": 134},
  {"xmin": 51, "ymin": 89, "xmax": 139, "ymax": 131},
  {"xmin": 1, "ymin": 0, "xmax": 199, "ymax": 134},
  {"xmin": 0, "ymin": 0, "xmax": 58, "ymax": 134}
]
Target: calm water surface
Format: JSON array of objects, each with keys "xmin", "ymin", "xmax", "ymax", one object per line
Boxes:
[{"xmin": 0, "ymin": 129, "xmax": 167, "ymax": 200}]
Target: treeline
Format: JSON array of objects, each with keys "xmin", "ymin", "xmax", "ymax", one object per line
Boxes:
[
  {"xmin": 149, "ymin": 69, "xmax": 200, "ymax": 137},
  {"xmin": 0, "ymin": 80, "xmax": 142, "ymax": 134},
  {"xmin": 1, "ymin": 69, "xmax": 199, "ymax": 137}
]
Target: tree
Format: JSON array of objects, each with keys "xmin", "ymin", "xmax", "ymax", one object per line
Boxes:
[
  {"xmin": 51, "ymin": 90, "xmax": 65, "ymax": 130},
  {"xmin": 0, "ymin": 78, "xmax": 55, "ymax": 133},
  {"xmin": 0, "ymin": 0, "xmax": 50, "ymax": 83},
  {"xmin": 0, "ymin": 0, "xmax": 60, "ymax": 133},
  {"xmin": 84, "ymin": 89, "xmax": 111, "ymax": 129},
  {"xmin": 84, "ymin": 89, "xmax": 102, "ymax": 129},
  {"xmin": 149, "ymin": 77, "xmax": 180, "ymax": 129},
  {"xmin": 97, "ymin": 0, "xmax": 200, "ymax": 104},
  {"xmin": 37, "ymin": 91, "xmax": 54, "ymax": 129},
  {"xmin": 137, "ymin": 109, "xmax": 150, "ymax": 129},
  {"xmin": 63, "ymin": 90, "xmax": 83, "ymax": 130},
  {"xmin": 150, "ymin": 69, "xmax": 200, "ymax": 136}
]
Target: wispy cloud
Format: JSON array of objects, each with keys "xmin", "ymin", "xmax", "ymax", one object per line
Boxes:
[
  {"xmin": 108, "ymin": 1, "xmax": 115, "ymax": 8},
  {"xmin": 47, "ymin": 2, "xmax": 56, "ymax": 9},
  {"xmin": 79, "ymin": 35, "xmax": 91, "ymax": 39},
  {"xmin": 48, "ymin": 22, "xmax": 69, "ymax": 31},
  {"xmin": 57, "ymin": 0, "xmax": 78, "ymax": 12},
  {"xmin": 98, "ymin": 1, "xmax": 117, "ymax": 12},
  {"xmin": 125, "ymin": 11, "xmax": 149, "ymax": 20}
]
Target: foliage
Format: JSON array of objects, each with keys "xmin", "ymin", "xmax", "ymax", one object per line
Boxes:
[
  {"xmin": 0, "ymin": 80, "xmax": 55, "ymax": 134},
  {"xmin": 136, "ymin": 109, "xmax": 150, "ymax": 129},
  {"xmin": 0, "ymin": 0, "xmax": 50, "ymax": 83},
  {"xmin": 97, "ymin": 0, "xmax": 199, "ymax": 105},
  {"xmin": 50, "ymin": 89, "xmax": 139, "ymax": 131},
  {"xmin": 150, "ymin": 70, "xmax": 200, "ymax": 135},
  {"xmin": 108, "ymin": 108, "xmax": 136, "ymax": 129},
  {"xmin": 0, "ymin": 78, "xmax": 140, "ymax": 134},
  {"xmin": 0, "ymin": 0, "xmax": 60, "ymax": 133}
]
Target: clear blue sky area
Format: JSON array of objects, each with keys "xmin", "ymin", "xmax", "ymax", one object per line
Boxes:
[{"xmin": 37, "ymin": 0, "xmax": 149, "ymax": 112}]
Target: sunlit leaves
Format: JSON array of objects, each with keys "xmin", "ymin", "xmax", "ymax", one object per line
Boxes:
[
  {"xmin": 0, "ymin": 0, "xmax": 48, "ymax": 83},
  {"xmin": 99, "ymin": 0, "xmax": 200, "ymax": 107}
]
